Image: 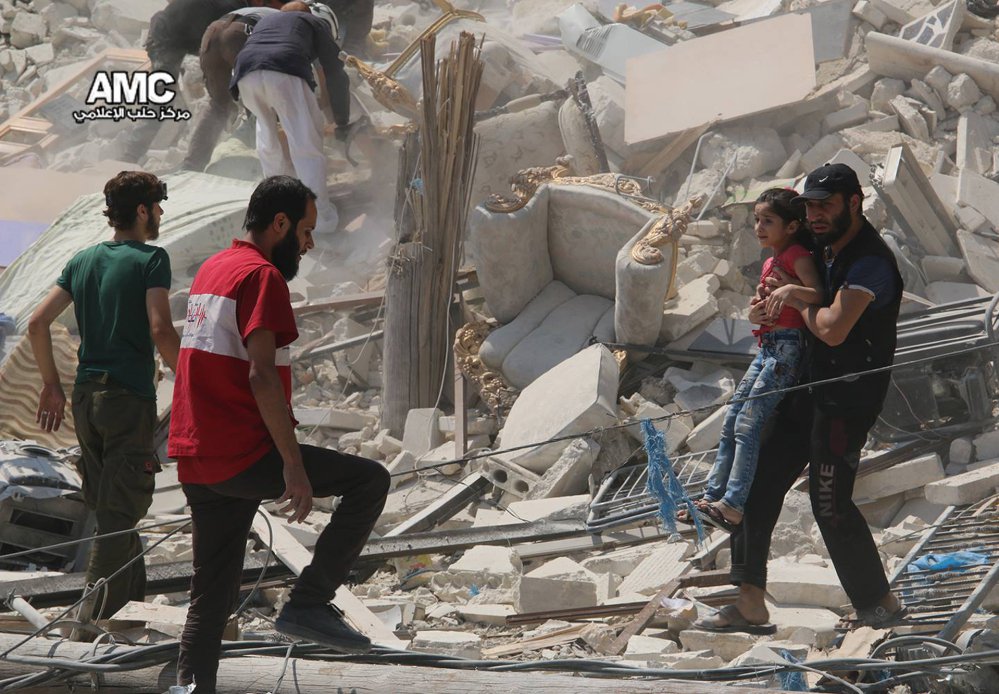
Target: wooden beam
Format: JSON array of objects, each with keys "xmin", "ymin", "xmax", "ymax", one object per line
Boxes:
[
  {"xmin": 604, "ymin": 578, "xmax": 682, "ymax": 656},
  {"xmin": 249, "ymin": 510, "xmax": 408, "ymax": 649},
  {"xmin": 0, "ymin": 633, "xmax": 782, "ymax": 693}
]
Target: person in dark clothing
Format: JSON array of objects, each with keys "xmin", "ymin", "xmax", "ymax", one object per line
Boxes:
[
  {"xmin": 181, "ymin": 5, "xmax": 282, "ymax": 171},
  {"xmin": 231, "ymin": 2, "xmax": 351, "ymax": 232},
  {"xmin": 122, "ymin": 0, "xmax": 287, "ymax": 164},
  {"xmin": 322, "ymin": 0, "xmax": 374, "ymax": 55},
  {"xmin": 695, "ymin": 163, "xmax": 906, "ymax": 634}
]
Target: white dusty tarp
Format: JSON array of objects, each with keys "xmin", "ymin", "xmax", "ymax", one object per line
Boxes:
[{"xmin": 0, "ymin": 172, "xmax": 255, "ymax": 332}]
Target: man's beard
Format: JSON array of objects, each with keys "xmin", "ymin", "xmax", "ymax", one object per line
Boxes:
[
  {"xmin": 146, "ymin": 213, "xmax": 159, "ymax": 241},
  {"xmin": 817, "ymin": 204, "xmax": 852, "ymax": 248},
  {"xmin": 272, "ymin": 227, "xmax": 301, "ymax": 280}
]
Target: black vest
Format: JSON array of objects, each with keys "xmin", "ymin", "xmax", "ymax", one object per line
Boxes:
[{"xmin": 809, "ymin": 220, "xmax": 903, "ymax": 416}]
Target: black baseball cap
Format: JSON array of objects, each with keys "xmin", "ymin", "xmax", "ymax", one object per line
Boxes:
[{"xmin": 792, "ymin": 163, "xmax": 862, "ymax": 202}]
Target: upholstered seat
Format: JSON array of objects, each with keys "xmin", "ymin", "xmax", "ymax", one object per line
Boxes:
[{"xmin": 467, "ymin": 180, "xmax": 680, "ymax": 389}]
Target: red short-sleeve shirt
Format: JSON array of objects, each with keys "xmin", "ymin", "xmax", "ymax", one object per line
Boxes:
[{"xmin": 757, "ymin": 243, "xmax": 812, "ymax": 333}]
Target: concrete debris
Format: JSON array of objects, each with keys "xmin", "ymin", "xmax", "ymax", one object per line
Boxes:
[{"xmin": 4, "ymin": 0, "xmax": 999, "ymax": 682}]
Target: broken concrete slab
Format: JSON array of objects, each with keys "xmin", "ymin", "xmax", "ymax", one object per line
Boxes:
[
  {"xmin": 558, "ymin": 4, "xmax": 670, "ymax": 84},
  {"xmin": 767, "ymin": 604, "xmax": 841, "ymax": 649},
  {"xmin": 9, "ymin": 11, "xmax": 46, "ymax": 49},
  {"xmin": 766, "ymin": 559, "xmax": 850, "ymax": 609},
  {"xmin": 678, "ymin": 628, "xmax": 762, "ymax": 661},
  {"xmin": 898, "ymin": 0, "xmax": 964, "ymax": 51},
  {"xmin": 411, "ymin": 630, "xmax": 482, "ymax": 659},
  {"xmin": 956, "ymin": 111, "xmax": 994, "ymax": 174},
  {"xmin": 524, "ymin": 437, "xmax": 598, "ymax": 499},
  {"xmin": 890, "ymin": 95, "xmax": 930, "ymax": 140},
  {"xmin": 402, "ymin": 408, "xmax": 444, "ymax": 458},
  {"xmin": 925, "ymin": 281, "xmax": 990, "ymax": 304},
  {"xmin": 853, "ymin": 453, "xmax": 945, "ymax": 501},
  {"xmin": 660, "ymin": 275, "xmax": 720, "ymax": 342},
  {"xmin": 867, "ymin": 31, "xmax": 999, "ymax": 103},
  {"xmin": 457, "ymin": 603, "xmax": 515, "ymax": 626},
  {"xmin": 973, "ymin": 430, "xmax": 999, "ymax": 460},
  {"xmin": 622, "ymin": 634, "xmax": 681, "ymax": 662},
  {"xmin": 625, "ymin": 12, "xmax": 815, "ymax": 143},
  {"xmin": 517, "ymin": 556, "xmax": 604, "ymax": 613},
  {"xmin": 854, "ymin": 0, "xmax": 888, "ymax": 30},
  {"xmin": 956, "ymin": 230, "xmax": 999, "ymax": 293},
  {"xmin": 957, "ymin": 168, "xmax": 999, "ymax": 227},
  {"xmin": 924, "ymin": 459, "xmax": 999, "ymax": 505},
  {"xmin": 495, "ymin": 344, "xmax": 619, "ymax": 474},
  {"xmin": 876, "ymin": 142, "xmax": 959, "ymax": 257},
  {"xmin": 685, "ymin": 405, "xmax": 726, "ymax": 453},
  {"xmin": 617, "ymin": 542, "xmax": 694, "ymax": 596},
  {"xmin": 858, "ymin": 492, "xmax": 907, "ymax": 528},
  {"xmin": 947, "ymin": 73, "xmax": 983, "ymax": 111},
  {"xmin": 954, "ymin": 205, "xmax": 989, "ymax": 234}
]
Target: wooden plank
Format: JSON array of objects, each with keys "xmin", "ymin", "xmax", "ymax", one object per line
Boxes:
[
  {"xmin": 0, "ymin": 633, "xmax": 783, "ymax": 693},
  {"xmin": 604, "ymin": 578, "xmax": 682, "ymax": 655},
  {"xmin": 481, "ymin": 624, "xmax": 587, "ymax": 657},
  {"xmin": 250, "ymin": 509, "xmax": 408, "ymax": 649}
]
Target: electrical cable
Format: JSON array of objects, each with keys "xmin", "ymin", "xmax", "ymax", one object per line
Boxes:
[{"xmin": 397, "ymin": 335, "xmax": 999, "ymax": 477}]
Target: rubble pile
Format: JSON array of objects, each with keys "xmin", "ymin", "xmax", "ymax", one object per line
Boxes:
[{"xmin": 2, "ymin": 0, "xmax": 999, "ymax": 690}]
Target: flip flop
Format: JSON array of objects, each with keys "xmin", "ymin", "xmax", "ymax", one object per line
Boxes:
[
  {"xmin": 835, "ymin": 604, "xmax": 909, "ymax": 632},
  {"xmin": 697, "ymin": 504, "xmax": 741, "ymax": 533},
  {"xmin": 693, "ymin": 604, "xmax": 777, "ymax": 635},
  {"xmin": 675, "ymin": 497, "xmax": 710, "ymax": 526}
]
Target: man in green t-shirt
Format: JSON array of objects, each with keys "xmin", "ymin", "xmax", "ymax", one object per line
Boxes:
[{"xmin": 28, "ymin": 171, "xmax": 180, "ymax": 623}]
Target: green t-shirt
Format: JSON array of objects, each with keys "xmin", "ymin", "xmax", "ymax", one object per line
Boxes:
[{"xmin": 56, "ymin": 240, "xmax": 172, "ymax": 399}]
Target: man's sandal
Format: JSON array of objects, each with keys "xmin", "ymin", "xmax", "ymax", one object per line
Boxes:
[
  {"xmin": 835, "ymin": 604, "xmax": 909, "ymax": 632},
  {"xmin": 693, "ymin": 604, "xmax": 777, "ymax": 635},
  {"xmin": 697, "ymin": 504, "xmax": 741, "ymax": 533}
]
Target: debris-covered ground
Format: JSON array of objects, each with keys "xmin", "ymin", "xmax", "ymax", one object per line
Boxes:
[{"xmin": 1, "ymin": 0, "xmax": 999, "ymax": 692}]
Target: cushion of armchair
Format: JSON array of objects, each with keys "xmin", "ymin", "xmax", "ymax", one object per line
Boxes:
[
  {"xmin": 480, "ymin": 280, "xmax": 576, "ymax": 370},
  {"xmin": 494, "ymin": 293, "xmax": 614, "ymax": 389},
  {"xmin": 614, "ymin": 219, "xmax": 675, "ymax": 351}
]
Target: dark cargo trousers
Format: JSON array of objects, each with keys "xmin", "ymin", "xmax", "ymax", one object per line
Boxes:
[
  {"xmin": 729, "ymin": 394, "xmax": 892, "ymax": 611},
  {"xmin": 177, "ymin": 445, "xmax": 390, "ymax": 693},
  {"xmin": 71, "ymin": 380, "xmax": 158, "ymax": 620}
]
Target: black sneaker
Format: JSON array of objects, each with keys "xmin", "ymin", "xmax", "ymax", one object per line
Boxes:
[{"xmin": 275, "ymin": 603, "xmax": 372, "ymax": 653}]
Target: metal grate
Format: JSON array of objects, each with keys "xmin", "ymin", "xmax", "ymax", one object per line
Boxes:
[
  {"xmin": 889, "ymin": 494, "xmax": 999, "ymax": 639},
  {"xmin": 586, "ymin": 449, "xmax": 717, "ymax": 531}
]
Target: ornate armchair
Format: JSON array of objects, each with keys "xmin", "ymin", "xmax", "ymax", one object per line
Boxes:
[{"xmin": 458, "ymin": 173, "xmax": 697, "ymax": 399}]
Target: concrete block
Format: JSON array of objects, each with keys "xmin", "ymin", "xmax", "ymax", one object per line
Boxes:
[
  {"xmin": 675, "ymin": 250, "xmax": 718, "ymax": 288},
  {"xmin": 871, "ymin": 77, "xmax": 907, "ymax": 113},
  {"xmin": 974, "ymin": 430, "xmax": 999, "ymax": 460},
  {"xmin": 890, "ymin": 497, "xmax": 949, "ymax": 526},
  {"xmin": 858, "ymin": 492, "xmax": 907, "ymax": 528},
  {"xmin": 666, "ymin": 364, "xmax": 735, "ymax": 413},
  {"xmin": 438, "ymin": 416, "xmax": 497, "ymax": 436},
  {"xmin": 442, "ymin": 546, "xmax": 522, "ymax": 593},
  {"xmin": 853, "ymin": 0, "xmax": 888, "ymax": 30},
  {"xmin": 957, "ymin": 169, "xmax": 999, "ymax": 227},
  {"xmin": 23, "ymin": 42, "xmax": 53, "ymax": 67},
  {"xmin": 925, "ymin": 460, "xmax": 999, "ymax": 505},
  {"xmin": 415, "ymin": 441, "xmax": 465, "ymax": 477},
  {"xmin": 10, "ymin": 11, "xmax": 45, "ymax": 49},
  {"xmin": 386, "ymin": 450, "xmax": 417, "ymax": 488},
  {"xmin": 954, "ymin": 205, "xmax": 988, "ymax": 234},
  {"xmin": 657, "ymin": 650, "xmax": 725, "ymax": 669},
  {"xmin": 685, "ymin": 405, "xmax": 726, "ymax": 452},
  {"xmin": 517, "ymin": 557, "xmax": 602, "ymax": 613},
  {"xmin": 402, "ymin": 408, "xmax": 444, "ymax": 457},
  {"xmin": 659, "ymin": 274, "xmax": 721, "ymax": 342},
  {"xmin": 921, "ymin": 255, "xmax": 968, "ymax": 283},
  {"xmin": 623, "ymin": 635, "xmax": 680, "ymax": 661},
  {"xmin": 957, "ymin": 230, "xmax": 999, "ymax": 293},
  {"xmin": 925, "ymin": 281, "xmax": 990, "ymax": 304},
  {"xmin": 766, "ymin": 559, "xmax": 850, "ymax": 609},
  {"xmin": 506, "ymin": 495, "xmax": 590, "ymax": 522},
  {"xmin": 766, "ymin": 605, "xmax": 841, "ymax": 649},
  {"xmin": 863, "ymin": 114, "xmax": 901, "ymax": 132},
  {"xmin": 496, "ymin": 344, "xmax": 619, "ymax": 473},
  {"xmin": 375, "ymin": 430, "xmax": 403, "ymax": 458},
  {"xmin": 890, "ymin": 95, "xmax": 930, "ymax": 141},
  {"xmin": 617, "ymin": 542, "xmax": 695, "ymax": 596},
  {"xmin": 411, "ymin": 631, "xmax": 481, "ymax": 659},
  {"xmin": 457, "ymin": 604, "xmax": 514, "ymax": 626},
  {"xmin": 90, "ymin": 0, "xmax": 158, "ymax": 39},
  {"xmin": 686, "ymin": 219, "xmax": 723, "ymax": 239},
  {"xmin": 853, "ymin": 453, "xmax": 945, "ymax": 501},
  {"xmin": 730, "ymin": 641, "xmax": 811, "ymax": 667},
  {"xmin": 879, "ymin": 515, "xmax": 928, "ymax": 557},
  {"xmin": 479, "ymin": 456, "xmax": 541, "ymax": 499},
  {"xmin": 947, "ymin": 73, "xmax": 982, "ymax": 111},
  {"xmin": 679, "ymin": 628, "xmax": 762, "ymax": 661},
  {"xmin": 957, "ymin": 111, "xmax": 994, "ymax": 174},
  {"xmin": 623, "ymin": 396, "xmax": 692, "ymax": 455},
  {"xmin": 824, "ymin": 101, "xmax": 870, "ymax": 132},
  {"xmin": 801, "ymin": 133, "xmax": 847, "ymax": 173},
  {"xmin": 909, "ymin": 79, "xmax": 946, "ymax": 123},
  {"xmin": 581, "ymin": 543, "xmax": 660, "ymax": 578},
  {"xmin": 925, "ymin": 65, "xmax": 953, "ymax": 95},
  {"xmin": 525, "ymin": 437, "xmax": 599, "ymax": 499},
  {"xmin": 296, "ymin": 407, "xmax": 376, "ymax": 431},
  {"xmin": 331, "ymin": 317, "xmax": 375, "ymax": 387}
]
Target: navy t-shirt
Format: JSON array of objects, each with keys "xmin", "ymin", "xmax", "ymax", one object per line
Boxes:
[
  {"xmin": 826, "ymin": 255, "xmax": 898, "ymax": 309},
  {"xmin": 230, "ymin": 11, "xmax": 350, "ymax": 127}
]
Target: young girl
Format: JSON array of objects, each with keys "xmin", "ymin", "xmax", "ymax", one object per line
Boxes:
[{"xmin": 691, "ymin": 188, "xmax": 822, "ymax": 532}]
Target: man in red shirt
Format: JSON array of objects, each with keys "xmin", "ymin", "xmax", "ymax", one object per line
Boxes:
[{"xmin": 169, "ymin": 175, "xmax": 389, "ymax": 693}]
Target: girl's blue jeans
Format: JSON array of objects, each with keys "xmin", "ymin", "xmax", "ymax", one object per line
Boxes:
[{"xmin": 704, "ymin": 328, "xmax": 805, "ymax": 513}]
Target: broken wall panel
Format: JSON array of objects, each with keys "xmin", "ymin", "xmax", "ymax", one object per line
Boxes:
[
  {"xmin": 624, "ymin": 13, "xmax": 815, "ymax": 144},
  {"xmin": 867, "ymin": 31, "xmax": 999, "ymax": 100},
  {"xmin": 875, "ymin": 142, "xmax": 959, "ymax": 257}
]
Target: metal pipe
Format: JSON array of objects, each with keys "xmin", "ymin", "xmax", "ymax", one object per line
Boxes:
[
  {"xmin": 4, "ymin": 595, "xmax": 50, "ymax": 631},
  {"xmin": 938, "ymin": 558, "xmax": 999, "ymax": 642}
]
